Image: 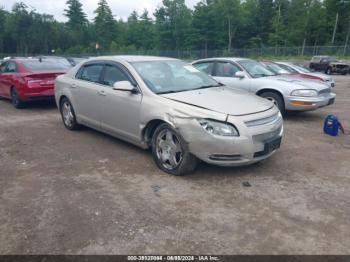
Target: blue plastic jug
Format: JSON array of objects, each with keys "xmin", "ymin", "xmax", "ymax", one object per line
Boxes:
[{"xmin": 324, "ymin": 115, "xmax": 340, "ymax": 136}]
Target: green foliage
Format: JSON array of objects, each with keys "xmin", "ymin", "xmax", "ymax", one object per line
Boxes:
[
  {"xmin": 0, "ymin": 0, "xmax": 350, "ymax": 56},
  {"xmin": 94, "ymin": 0, "xmax": 116, "ymax": 50},
  {"xmin": 64, "ymin": 0, "xmax": 88, "ymax": 28}
]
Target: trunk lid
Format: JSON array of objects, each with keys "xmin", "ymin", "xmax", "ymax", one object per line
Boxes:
[{"xmin": 23, "ymin": 71, "xmax": 66, "ymax": 86}]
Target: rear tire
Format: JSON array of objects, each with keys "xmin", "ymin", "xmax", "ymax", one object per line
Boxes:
[
  {"xmin": 11, "ymin": 87, "xmax": 25, "ymax": 109},
  {"xmin": 151, "ymin": 123, "xmax": 197, "ymax": 176},
  {"xmin": 59, "ymin": 97, "xmax": 80, "ymax": 130},
  {"xmin": 259, "ymin": 91, "xmax": 285, "ymax": 115}
]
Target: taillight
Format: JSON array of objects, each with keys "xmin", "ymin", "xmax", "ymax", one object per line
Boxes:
[
  {"xmin": 25, "ymin": 78, "xmax": 42, "ymax": 87},
  {"xmin": 27, "ymin": 79, "xmax": 42, "ymax": 84}
]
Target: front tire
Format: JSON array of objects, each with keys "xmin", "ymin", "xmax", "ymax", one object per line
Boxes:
[
  {"xmin": 259, "ymin": 91, "xmax": 285, "ymax": 114},
  {"xmin": 326, "ymin": 67, "xmax": 332, "ymax": 75},
  {"xmin": 151, "ymin": 123, "xmax": 197, "ymax": 176},
  {"xmin": 11, "ymin": 87, "xmax": 25, "ymax": 109},
  {"xmin": 59, "ymin": 97, "xmax": 80, "ymax": 130}
]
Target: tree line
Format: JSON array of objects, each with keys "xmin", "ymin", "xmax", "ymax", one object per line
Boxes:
[{"xmin": 0, "ymin": 0, "xmax": 350, "ymax": 56}]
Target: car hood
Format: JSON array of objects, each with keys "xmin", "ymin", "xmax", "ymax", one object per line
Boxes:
[
  {"xmin": 265, "ymin": 75, "xmax": 329, "ymax": 91},
  {"xmin": 160, "ymin": 87, "xmax": 274, "ymax": 116},
  {"xmin": 303, "ymin": 72, "xmax": 333, "ymax": 81}
]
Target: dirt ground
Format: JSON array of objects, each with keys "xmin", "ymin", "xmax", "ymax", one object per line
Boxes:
[{"xmin": 0, "ymin": 76, "xmax": 349, "ymax": 255}]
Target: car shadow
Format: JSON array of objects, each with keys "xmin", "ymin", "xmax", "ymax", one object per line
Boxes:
[
  {"xmin": 283, "ymin": 111, "xmax": 326, "ymax": 122},
  {"xmin": 25, "ymin": 100, "xmax": 57, "ymax": 110},
  {"xmin": 0, "ymin": 98, "xmax": 57, "ymax": 110},
  {"xmin": 77, "ymin": 124, "xmax": 271, "ymax": 179}
]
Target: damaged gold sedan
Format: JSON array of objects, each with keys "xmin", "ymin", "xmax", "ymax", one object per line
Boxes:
[{"xmin": 55, "ymin": 56, "xmax": 283, "ymax": 175}]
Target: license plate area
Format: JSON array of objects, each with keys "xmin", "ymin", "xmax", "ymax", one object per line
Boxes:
[{"xmin": 264, "ymin": 137, "xmax": 282, "ymax": 155}]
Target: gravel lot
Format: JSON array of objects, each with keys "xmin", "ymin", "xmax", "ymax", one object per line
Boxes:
[{"xmin": 0, "ymin": 75, "xmax": 349, "ymax": 255}]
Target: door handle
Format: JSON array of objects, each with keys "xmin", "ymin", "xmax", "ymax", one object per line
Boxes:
[
  {"xmin": 71, "ymin": 84, "xmax": 77, "ymax": 89},
  {"xmin": 98, "ymin": 90, "xmax": 107, "ymax": 96}
]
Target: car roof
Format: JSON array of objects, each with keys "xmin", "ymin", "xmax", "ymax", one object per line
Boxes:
[
  {"xmin": 193, "ymin": 57, "xmax": 251, "ymax": 63},
  {"xmin": 92, "ymin": 55, "xmax": 178, "ymax": 63},
  {"xmin": 275, "ymin": 61, "xmax": 292, "ymax": 65}
]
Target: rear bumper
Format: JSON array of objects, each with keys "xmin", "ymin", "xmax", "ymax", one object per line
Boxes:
[
  {"xmin": 18, "ymin": 87, "xmax": 54, "ymax": 101},
  {"xmin": 285, "ymin": 93, "xmax": 336, "ymax": 111}
]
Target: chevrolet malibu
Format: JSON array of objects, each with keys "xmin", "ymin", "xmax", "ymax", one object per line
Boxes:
[{"xmin": 55, "ymin": 56, "xmax": 283, "ymax": 175}]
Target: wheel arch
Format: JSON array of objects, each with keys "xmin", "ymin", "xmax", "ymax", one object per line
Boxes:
[
  {"xmin": 256, "ymin": 88, "xmax": 284, "ymax": 100},
  {"xmin": 10, "ymin": 85, "xmax": 17, "ymax": 96},
  {"xmin": 256, "ymin": 88, "xmax": 285, "ymax": 109},
  {"xmin": 142, "ymin": 119, "xmax": 169, "ymax": 147},
  {"xmin": 58, "ymin": 95, "xmax": 69, "ymax": 109}
]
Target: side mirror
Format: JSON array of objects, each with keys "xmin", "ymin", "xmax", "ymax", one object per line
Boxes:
[
  {"xmin": 113, "ymin": 81, "xmax": 138, "ymax": 93},
  {"xmin": 235, "ymin": 71, "xmax": 246, "ymax": 79}
]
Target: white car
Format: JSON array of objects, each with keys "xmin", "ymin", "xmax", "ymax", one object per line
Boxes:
[
  {"xmin": 192, "ymin": 58, "xmax": 336, "ymax": 114},
  {"xmin": 275, "ymin": 61, "xmax": 335, "ymax": 88}
]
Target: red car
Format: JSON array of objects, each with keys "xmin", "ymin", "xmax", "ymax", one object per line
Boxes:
[
  {"xmin": 260, "ymin": 61, "xmax": 325, "ymax": 82},
  {"xmin": 0, "ymin": 58, "xmax": 70, "ymax": 108}
]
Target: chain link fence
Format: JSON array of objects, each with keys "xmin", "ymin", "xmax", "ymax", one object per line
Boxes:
[{"xmin": 1, "ymin": 45, "xmax": 350, "ymax": 60}]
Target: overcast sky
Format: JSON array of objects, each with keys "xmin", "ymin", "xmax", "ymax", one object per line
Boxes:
[{"xmin": 2, "ymin": 0, "xmax": 200, "ymax": 21}]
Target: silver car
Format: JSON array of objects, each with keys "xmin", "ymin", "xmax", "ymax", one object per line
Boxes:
[
  {"xmin": 275, "ymin": 61, "xmax": 335, "ymax": 88},
  {"xmin": 55, "ymin": 56, "xmax": 283, "ymax": 175},
  {"xmin": 192, "ymin": 58, "xmax": 336, "ymax": 114}
]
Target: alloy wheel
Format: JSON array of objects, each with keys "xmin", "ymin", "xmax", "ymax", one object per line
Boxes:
[
  {"xmin": 155, "ymin": 129, "xmax": 183, "ymax": 170},
  {"xmin": 61, "ymin": 101, "xmax": 75, "ymax": 128}
]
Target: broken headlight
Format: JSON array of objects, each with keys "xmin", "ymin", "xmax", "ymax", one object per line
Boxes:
[{"xmin": 198, "ymin": 119, "xmax": 239, "ymax": 137}]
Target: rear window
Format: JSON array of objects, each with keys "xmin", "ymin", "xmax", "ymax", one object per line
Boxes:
[{"xmin": 22, "ymin": 60, "xmax": 71, "ymax": 71}]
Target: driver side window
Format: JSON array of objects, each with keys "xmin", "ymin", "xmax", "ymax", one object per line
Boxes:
[
  {"xmin": 215, "ymin": 62, "xmax": 242, "ymax": 77},
  {"xmin": 102, "ymin": 64, "xmax": 129, "ymax": 87},
  {"xmin": 77, "ymin": 64, "xmax": 103, "ymax": 83}
]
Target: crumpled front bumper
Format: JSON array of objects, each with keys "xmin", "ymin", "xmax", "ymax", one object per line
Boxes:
[
  {"xmin": 331, "ymin": 66, "xmax": 349, "ymax": 74},
  {"xmin": 285, "ymin": 92, "xmax": 336, "ymax": 111},
  {"xmin": 176, "ymin": 108, "xmax": 283, "ymax": 166}
]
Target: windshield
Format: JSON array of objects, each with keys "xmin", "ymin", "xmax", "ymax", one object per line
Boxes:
[
  {"xmin": 262, "ymin": 63, "xmax": 290, "ymax": 74},
  {"xmin": 328, "ymin": 57, "xmax": 338, "ymax": 62},
  {"xmin": 238, "ymin": 60, "xmax": 276, "ymax": 78},
  {"xmin": 22, "ymin": 60, "xmax": 71, "ymax": 71},
  {"xmin": 291, "ymin": 63, "xmax": 311, "ymax": 73},
  {"xmin": 131, "ymin": 60, "xmax": 220, "ymax": 94}
]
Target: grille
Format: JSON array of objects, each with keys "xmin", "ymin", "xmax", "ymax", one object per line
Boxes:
[
  {"xmin": 319, "ymin": 88, "xmax": 331, "ymax": 95},
  {"xmin": 335, "ymin": 65, "xmax": 347, "ymax": 69},
  {"xmin": 253, "ymin": 126, "xmax": 282, "ymax": 143},
  {"xmin": 245, "ymin": 113, "xmax": 281, "ymax": 127},
  {"xmin": 209, "ymin": 154, "xmax": 242, "ymax": 161}
]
